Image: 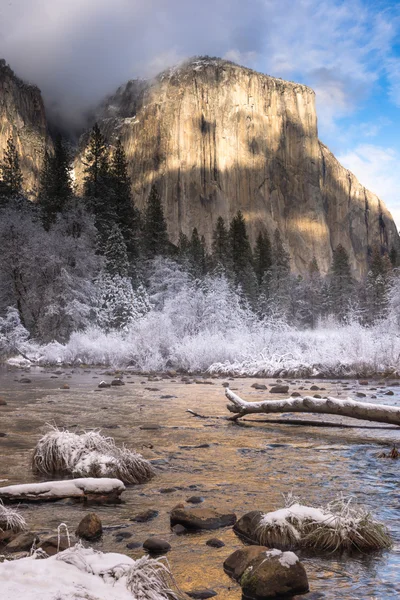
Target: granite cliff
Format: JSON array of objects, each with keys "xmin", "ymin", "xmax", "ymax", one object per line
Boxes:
[
  {"xmin": 0, "ymin": 60, "xmax": 50, "ymax": 198},
  {"xmin": 83, "ymin": 57, "xmax": 399, "ymax": 277}
]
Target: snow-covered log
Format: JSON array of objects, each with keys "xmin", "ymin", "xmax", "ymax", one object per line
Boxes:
[
  {"xmin": 32, "ymin": 427, "xmax": 155, "ymax": 484},
  {"xmin": 0, "ymin": 543, "xmax": 186, "ymax": 600},
  {"xmin": 225, "ymin": 388, "xmax": 400, "ymax": 426},
  {"xmin": 0, "ymin": 478, "xmax": 125, "ymax": 503}
]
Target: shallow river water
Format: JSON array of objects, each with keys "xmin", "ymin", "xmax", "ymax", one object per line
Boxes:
[{"xmin": 1, "ymin": 366, "xmax": 400, "ymax": 599}]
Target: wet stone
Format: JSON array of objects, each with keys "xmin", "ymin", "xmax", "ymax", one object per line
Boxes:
[
  {"xmin": 269, "ymin": 385, "xmax": 289, "ymax": 394},
  {"xmin": 143, "ymin": 537, "xmax": 171, "ymax": 554},
  {"xmin": 130, "ymin": 509, "xmax": 159, "ymax": 523},
  {"xmin": 76, "ymin": 513, "xmax": 102, "ymax": 541},
  {"xmin": 140, "ymin": 424, "xmax": 161, "ymax": 430},
  {"xmin": 111, "ymin": 379, "xmax": 125, "ymax": 386},
  {"xmin": 5, "ymin": 532, "xmax": 39, "ymax": 553},
  {"xmin": 251, "ymin": 383, "xmax": 267, "ymax": 390},
  {"xmin": 126, "ymin": 541, "xmax": 142, "ymax": 549},
  {"xmin": 187, "ymin": 496, "xmax": 204, "ymax": 504},
  {"xmin": 172, "ymin": 524, "xmax": 187, "ymax": 535},
  {"xmin": 170, "ymin": 504, "xmax": 237, "ymax": 530},
  {"xmin": 206, "ymin": 538, "xmax": 225, "ymax": 548},
  {"xmin": 186, "ymin": 589, "xmax": 218, "ymax": 599}
]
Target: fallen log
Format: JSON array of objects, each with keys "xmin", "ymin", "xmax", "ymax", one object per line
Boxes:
[
  {"xmin": 0, "ymin": 478, "xmax": 125, "ymax": 504},
  {"xmin": 225, "ymin": 388, "xmax": 400, "ymax": 426}
]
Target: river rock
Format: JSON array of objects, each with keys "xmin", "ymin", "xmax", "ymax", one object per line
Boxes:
[
  {"xmin": 187, "ymin": 496, "xmax": 204, "ymax": 504},
  {"xmin": 310, "ymin": 385, "xmax": 320, "ymax": 390},
  {"xmin": 39, "ymin": 535, "xmax": 70, "ymax": 555},
  {"xmin": 75, "ymin": 513, "xmax": 102, "ymax": 540},
  {"xmin": 60, "ymin": 384, "xmax": 70, "ymax": 389},
  {"xmin": 0, "ymin": 398, "xmax": 7, "ymax": 405},
  {"xmin": 356, "ymin": 392, "xmax": 366, "ymax": 398},
  {"xmin": 233, "ymin": 510, "xmax": 263, "ymax": 542},
  {"xmin": 269, "ymin": 385, "xmax": 289, "ymax": 394},
  {"xmin": 5, "ymin": 531, "xmax": 39, "ymax": 552},
  {"xmin": 130, "ymin": 509, "xmax": 159, "ymax": 523},
  {"xmin": 251, "ymin": 383, "xmax": 267, "ymax": 390},
  {"xmin": 240, "ymin": 550, "xmax": 309, "ymax": 599},
  {"xmin": 98, "ymin": 381, "xmax": 111, "ymax": 388},
  {"xmin": 290, "ymin": 392, "xmax": 301, "ymax": 397},
  {"xmin": 206, "ymin": 538, "xmax": 225, "ymax": 548},
  {"xmin": 143, "ymin": 537, "xmax": 171, "ymax": 554},
  {"xmin": 111, "ymin": 379, "xmax": 125, "ymax": 386},
  {"xmin": 186, "ymin": 589, "xmax": 217, "ymax": 599},
  {"xmin": 172, "ymin": 524, "xmax": 187, "ymax": 535},
  {"xmin": 19, "ymin": 378, "xmax": 31, "ymax": 383},
  {"xmin": 170, "ymin": 504, "xmax": 237, "ymax": 530},
  {"xmin": 224, "ymin": 546, "xmax": 270, "ymax": 580}
]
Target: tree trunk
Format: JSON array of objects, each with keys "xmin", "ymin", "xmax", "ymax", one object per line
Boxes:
[{"xmin": 225, "ymin": 388, "xmax": 400, "ymax": 426}]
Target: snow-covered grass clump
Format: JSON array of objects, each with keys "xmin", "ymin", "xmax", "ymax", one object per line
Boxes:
[
  {"xmin": 0, "ymin": 543, "xmax": 184, "ymax": 600},
  {"xmin": 256, "ymin": 496, "xmax": 391, "ymax": 553},
  {"xmin": 32, "ymin": 427, "xmax": 155, "ymax": 485},
  {"xmin": 0, "ymin": 500, "xmax": 26, "ymax": 532}
]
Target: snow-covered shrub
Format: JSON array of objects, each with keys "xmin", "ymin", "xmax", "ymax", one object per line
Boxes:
[
  {"xmin": 0, "ymin": 307, "xmax": 30, "ymax": 357},
  {"xmin": 255, "ymin": 495, "xmax": 391, "ymax": 553},
  {"xmin": 32, "ymin": 427, "xmax": 154, "ymax": 484},
  {"xmin": 1, "ymin": 543, "xmax": 185, "ymax": 600},
  {"xmin": 0, "ymin": 500, "xmax": 26, "ymax": 532}
]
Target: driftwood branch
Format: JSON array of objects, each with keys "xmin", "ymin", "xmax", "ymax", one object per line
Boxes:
[{"xmin": 225, "ymin": 388, "xmax": 400, "ymax": 427}]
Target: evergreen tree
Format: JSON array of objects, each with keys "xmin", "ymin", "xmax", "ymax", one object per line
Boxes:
[
  {"xmin": 38, "ymin": 135, "xmax": 73, "ymax": 228},
  {"xmin": 110, "ymin": 139, "xmax": 140, "ymax": 261},
  {"xmin": 389, "ymin": 247, "xmax": 398, "ymax": 268},
  {"xmin": 0, "ymin": 137, "xmax": 23, "ymax": 197},
  {"xmin": 254, "ymin": 231, "xmax": 272, "ymax": 285},
  {"xmin": 143, "ymin": 184, "xmax": 169, "ymax": 258},
  {"xmin": 189, "ymin": 228, "xmax": 207, "ymax": 277},
  {"xmin": 364, "ymin": 245, "xmax": 392, "ymax": 323},
  {"xmin": 265, "ymin": 229, "xmax": 292, "ymax": 317},
  {"xmin": 211, "ymin": 216, "xmax": 231, "ymax": 272},
  {"xmin": 329, "ymin": 244, "xmax": 353, "ymax": 321},
  {"xmin": 83, "ymin": 123, "xmax": 115, "ymax": 236},
  {"xmin": 229, "ymin": 211, "xmax": 257, "ymax": 302},
  {"xmin": 104, "ymin": 224, "xmax": 130, "ymax": 278}
]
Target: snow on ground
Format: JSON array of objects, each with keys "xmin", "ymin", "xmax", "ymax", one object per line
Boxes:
[{"xmin": 0, "ymin": 545, "xmax": 178, "ymax": 600}]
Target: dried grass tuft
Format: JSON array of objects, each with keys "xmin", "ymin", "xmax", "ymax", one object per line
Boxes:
[
  {"xmin": 0, "ymin": 500, "xmax": 26, "ymax": 532},
  {"xmin": 32, "ymin": 426, "xmax": 155, "ymax": 484},
  {"xmin": 256, "ymin": 494, "xmax": 392, "ymax": 553}
]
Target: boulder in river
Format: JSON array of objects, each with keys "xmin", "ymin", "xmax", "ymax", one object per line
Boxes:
[
  {"xmin": 233, "ymin": 510, "xmax": 263, "ymax": 542},
  {"xmin": 240, "ymin": 549, "xmax": 309, "ymax": 599},
  {"xmin": 143, "ymin": 537, "xmax": 171, "ymax": 554},
  {"xmin": 76, "ymin": 513, "xmax": 102, "ymax": 540},
  {"xmin": 269, "ymin": 385, "xmax": 289, "ymax": 394},
  {"xmin": 5, "ymin": 532, "xmax": 39, "ymax": 553},
  {"xmin": 170, "ymin": 504, "xmax": 236, "ymax": 530},
  {"xmin": 224, "ymin": 546, "xmax": 270, "ymax": 580}
]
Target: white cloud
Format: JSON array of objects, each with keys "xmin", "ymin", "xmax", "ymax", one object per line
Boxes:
[{"xmin": 338, "ymin": 144, "xmax": 400, "ymax": 228}]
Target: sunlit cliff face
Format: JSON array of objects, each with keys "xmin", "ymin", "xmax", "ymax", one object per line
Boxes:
[
  {"xmin": 73, "ymin": 58, "xmax": 399, "ymax": 278},
  {"xmin": 1, "ymin": 56, "xmax": 398, "ymax": 278}
]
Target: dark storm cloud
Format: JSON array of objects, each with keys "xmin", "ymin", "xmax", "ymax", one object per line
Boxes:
[{"xmin": 0, "ymin": 0, "xmax": 266, "ymax": 131}]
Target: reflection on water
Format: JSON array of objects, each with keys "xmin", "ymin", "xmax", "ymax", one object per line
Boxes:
[{"xmin": 1, "ymin": 366, "xmax": 400, "ymax": 598}]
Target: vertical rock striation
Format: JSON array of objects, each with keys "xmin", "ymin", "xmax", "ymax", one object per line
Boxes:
[
  {"xmin": 0, "ymin": 59, "xmax": 49, "ymax": 198},
  {"xmin": 85, "ymin": 57, "xmax": 399, "ymax": 277}
]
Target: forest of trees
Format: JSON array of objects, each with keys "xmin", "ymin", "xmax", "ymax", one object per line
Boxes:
[{"xmin": 0, "ymin": 127, "xmax": 398, "ymax": 349}]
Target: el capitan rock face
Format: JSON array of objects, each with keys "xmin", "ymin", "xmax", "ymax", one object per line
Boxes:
[
  {"xmin": 79, "ymin": 57, "xmax": 399, "ymax": 277},
  {"xmin": 0, "ymin": 60, "xmax": 50, "ymax": 198}
]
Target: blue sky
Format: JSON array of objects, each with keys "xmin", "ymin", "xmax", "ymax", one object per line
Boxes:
[{"xmin": 1, "ymin": 0, "xmax": 400, "ymax": 226}]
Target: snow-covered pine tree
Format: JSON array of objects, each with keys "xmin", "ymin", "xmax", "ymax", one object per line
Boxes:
[
  {"xmin": 104, "ymin": 224, "xmax": 130, "ymax": 278},
  {"xmin": 0, "ymin": 137, "xmax": 23, "ymax": 198},
  {"xmin": 143, "ymin": 184, "xmax": 169, "ymax": 258},
  {"xmin": 328, "ymin": 244, "xmax": 354, "ymax": 321}
]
